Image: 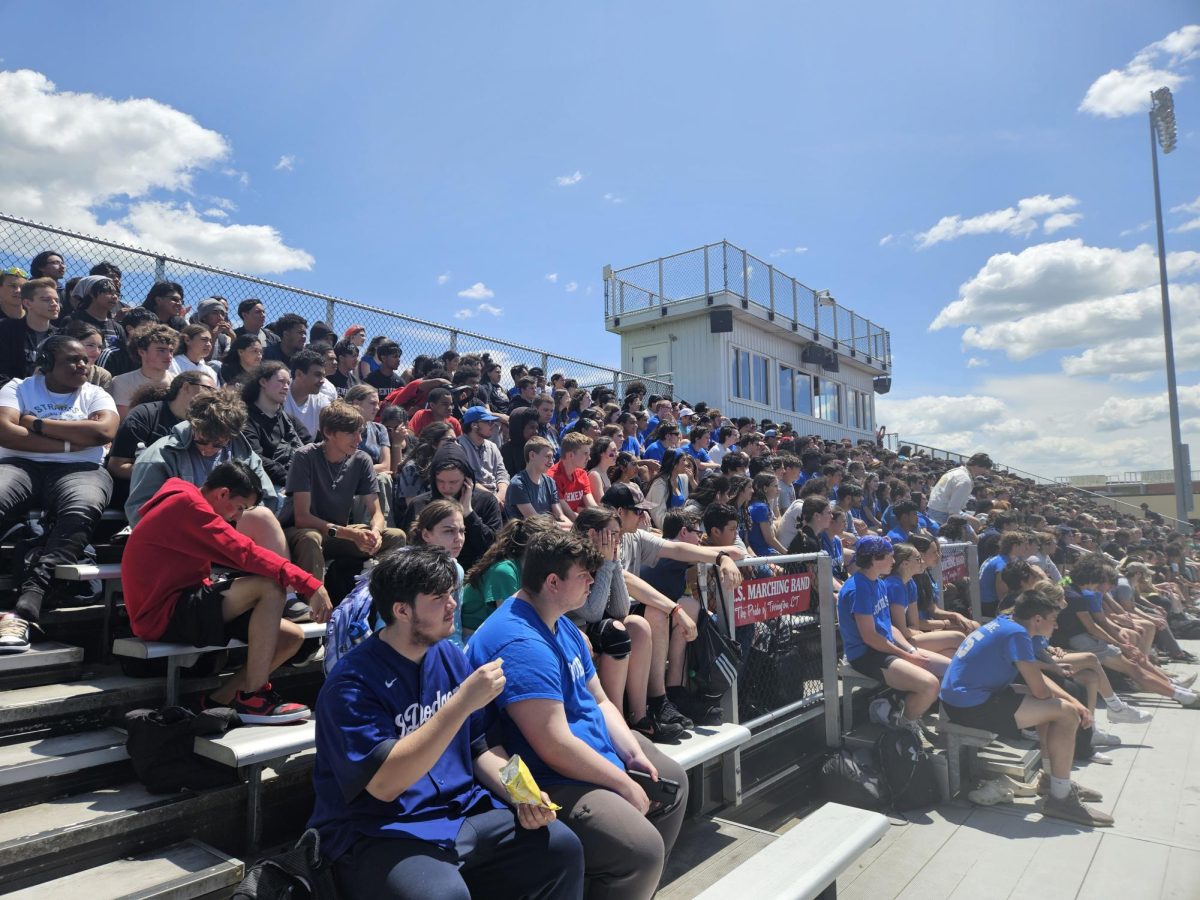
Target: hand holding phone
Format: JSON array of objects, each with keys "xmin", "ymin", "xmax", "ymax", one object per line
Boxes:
[{"xmin": 627, "ymin": 769, "xmax": 680, "ymax": 807}]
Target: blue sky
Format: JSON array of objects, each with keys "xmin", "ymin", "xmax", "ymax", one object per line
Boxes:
[{"xmin": 2, "ymin": 2, "xmax": 1199, "ymax": 476}]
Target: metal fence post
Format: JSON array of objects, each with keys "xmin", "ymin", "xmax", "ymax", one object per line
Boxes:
[
  {"xmin": 722, "ymin": 241, "xmax": 728, "ymax": 293},
  {"xmin": 540, "ymin": 353, "xmax": 549, "ymax": 374},
  {"xmin": 812, "ymin": 290, "xmax": 820, "ymax": 335},
  {"xmin": 818, "ymin": 555, "xmax": 840, "ymax": 748},
  {"xmin": 154, "ymin": 256, "xmax": 166, "ymax": 284},
  {"xmin": 791, "ymin": 280, "xmax": 798, "ymax": 329},
  {"xmin": 966, "ymin": 543, "xmax": 983, "ymax": 621},
  {"xmin": 657, "ymin": 257, "xmax": 664, "ymax": 306},
  {"xmin": 741, "ymin": 249, "xmax": 749, "ymax": 301},
  {"xmin": 325, "ymin": 298, "xmax": 336, "ymax": 330},
  {"xmin": 450, "ymin": 330, "xmax": 459, "ymax": 353},
  {"xmin": 703, "ymin": 244, "xmax": 710, "ymax": 298}
]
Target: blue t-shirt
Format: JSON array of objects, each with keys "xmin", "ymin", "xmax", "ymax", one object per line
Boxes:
[
  {"xmin": 308, "ymin": 636, "xmax": 500, "ymax": 861},
  {"xmin": 940, "ymin": 616, "xmax": 1035, "ymax": 708},
  {"xmin": 681, "ymin": 443, "xmax": 711, "ymax": 464},
  {"xmin": 504, "ymin": 470, "xmax": 560, "ymax": 520},
  {"xmin": 643, "ymin": 440, "xmax": 668, "ymax": 463},
  {"xmin": 885, "ymin": 527, "xmax": 911, "ymax": 544},
  {"xmin": 820, "ymin": 532, "xmax": 845, "ymax": 576},
  {"xmin": 640, "ymin": 415, "xmax": 661, "ymax": 444},
  {"xmin": 746, "ymin": 500, "xmax": 776, "ymax": 557},
  {"xmin": 619, "ymin": 435, "xmax": 643, "ymax": 456},
  {"xmin": 883, "ymin": 574, "xmax": 916, "ymax": 612},
  {"xmin": 838, "ymin": 572, "xmax": 893, "ymax": 662},
  {"xmin": 917, "ymin": 511, "xmax": 940, "ymax": 535},
  {"xmin": 978, "ymin": 554, "xmax": 1008, "ymax": 611},
  {"xmin": 467, "ymin": 597, "xmax": 623, "ymax": 787}
]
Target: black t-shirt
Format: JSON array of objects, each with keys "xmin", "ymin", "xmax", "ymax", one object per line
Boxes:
[
  {"xmin": 365, "ymin": 369, "xmax": 404, "ymax": 401},
  {"xmin": 1053, "ymin": 587, "xmax": 1091, "ymax": 644},
  {"xmin": 328, "ymin": 369, "xmax": 362, "ymax": 398},
  {"xmin": 111, "ymin": 400, "xmax": 181, "ymax": 459}
]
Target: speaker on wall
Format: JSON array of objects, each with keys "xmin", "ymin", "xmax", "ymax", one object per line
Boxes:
[
  {"xmin": 873, "ymin": 375, "xmax": 892, "ymax": 394},
  {"xmin": 800, "ymin": 343, "xmax": 825, "ymax": 364},
  {"xmin": 709, "ymin": 309, "xmax": 733, "ymax": 333},
  {"xmin": 820, "ymin": 348, "xmax": 840, "ymax": 372}
]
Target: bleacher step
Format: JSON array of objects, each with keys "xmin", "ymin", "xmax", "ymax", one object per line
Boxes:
[
  {"xmin": 6, "ymin": 839, "xmax": 243, "ymax": 899},
  {"xmin": 0, "ymin": 726, "xmax": 128, "ymax": 788},
  {"xmin": 0, "ymin": 642, "xmax": 84, "ymax": 689}
]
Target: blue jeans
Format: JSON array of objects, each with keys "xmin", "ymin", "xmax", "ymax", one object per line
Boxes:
[
  {"xmin": 335, "ymin": 807, "xmax": 584, "ymax": 900},
  {"xmin": 0, "ymin": 459, "xmax": 112, "ymax": 622}
]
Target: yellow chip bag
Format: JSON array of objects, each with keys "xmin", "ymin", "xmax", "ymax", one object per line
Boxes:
[{"xmin": 500, "ymin": 754, "xmax": 561, "ymax": 810}]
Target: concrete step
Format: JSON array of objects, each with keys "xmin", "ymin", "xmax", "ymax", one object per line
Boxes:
[
  {"xmin": 7, "ymin": 839, "xmax": 243, "ymax": 899},
  {"xmin": 0, "ymin": 642, "xmax": 84, "ymax": 689},
  {"xmin": 0, "ymin": 726, "xmax": 128, "ymax": 789}
]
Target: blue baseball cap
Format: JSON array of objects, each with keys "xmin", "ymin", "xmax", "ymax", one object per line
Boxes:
[{"xmin": 462, "ymin": 406, "xmax": 499, "ymax": 426}]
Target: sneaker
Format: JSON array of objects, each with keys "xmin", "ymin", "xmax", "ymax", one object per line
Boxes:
[
  {"xmin": 1172, "ymin": 672, "xmax": 1198, "ymax": 689},
  {"xmin": 232, "ymin": 683, "xmax": 310, "ymax": 725},
  {"xmin": 1042, "ymin": 786, "xmax": 1115, "ymax": 827},
  {"xmin": 997, "ymin": 773, "xmax": 1039, "ymax": 798},
  {"xmin": 1021, "ymin": 727, "xmax": 1040, "ymax": 742},
  {"xmin": 654, "ymin": 696, "xmax": 694, "ymax": 730},
  {"xmin": 629, "ymin": 711, "xmax": 684, "ymax": 743},
  {"xmin": 666, "ymin": 688, "xmax": 723, "ymax": 726},
  {"xmin": 0, "ymin": 613, "xmax": 31, "ymax": 654},
  {"xmin": 283, "ymin": 597, "xmax": 312, "ymax": 623},
  {"xmin": 1107, "ymin": 704, "xmax": 1152, "ymax": 725},
  {"xmin": 1180, "ymin": 691, "xmax": 1200, "ymax": 709},
  {"xmin": 1036, "ymin": 772, "xmax": 1103, "ymax": 802},
  {"xmin": 968, "ymin": 779, "xmax": 1014, "ymax": 806},
  {"xmin": 1086, "ymin": 751, "xmax": 1114, "ymax": 766},
  {"xmin": 1091, "ymin": 729, "xmax": 1122, "ymax": 747}
]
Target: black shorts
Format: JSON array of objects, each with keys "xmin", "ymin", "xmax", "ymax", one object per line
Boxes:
[
  {"xmin": 158, "ymin": 575, "xmax": 253, "ymax": 648},
  {"xmin": 942, "ymin": 687, "xmax": 1025, "ymax": 740},
  {"xmin": 846, "ymin": 648, "xmax": 900, "ymax": 682}
]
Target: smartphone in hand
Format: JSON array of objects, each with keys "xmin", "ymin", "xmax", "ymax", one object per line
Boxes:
[{"xmin": 627, "ymin": 769, "xmax": 680, "ymax": 806}]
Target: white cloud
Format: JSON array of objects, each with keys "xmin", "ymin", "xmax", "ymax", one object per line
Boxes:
[
  {"xmin": 0, "ymin": 69, "xmax": 312, "ymax": 273},
  {"xmin": 437, "ymin": 272, "xmax": 451, "ymax": 285},
  {"xmin": 1172, "ymin": 195, "xmax": 1200, "ymax": 232},
  {"xmin": 915, "ymin": 194, "xmax": 1080, "ymax": 248},
  {"xmin": 770, "ymin": 246, "xmax": 808, "ymax": 257},
  {"xmin": 274, "ymin": 154, "xmax": 295, "ymax": 171},
  {"xmin": 565, "ymin": 281, "xmax": 578, "ymax": 293},
  {"xmin": 1042, "ymin": 212, "xmax": 1082, "ymax": 234},
  {"xmin": 544, "ymin": 273, "xmax": 558, "ymax": 283},
  {"xmin": 603, "ymin": 192, "xmax": 624, "ymax": 204},
  {"xmin": 222, "ymin": 167, "xmax": 250, "ymax": 187},
  {"xmin": 1080, "ymin": 25, "xmax": 1200, "ymax": 118},
  {"xmin": 1120, "ymin": 222, "xmax": 1152, "ymax": 237},
  {"xmin": 966, "ymin": 357, "xmax": 988, "ymax": 368},
  {"xmin": 457, "ymin": 282, "xmax": 495, "ymax": 300},
  {"xmin": 454, "ymin": 309, "xmax": 473, "ymax": 320},
  {"xmin": 202, "ymin": 207, "xmax": 228, "ymax": 218},
  {"xmin": 207, "ymin": 196, "xmax": 237, "ymax": 212},
  {"xmin": 454, "ymin": 302, "xmax": 504, "ymax": 320},
  {"xmin": 879, "ymin": 234, "xmax": 894, "ymax": 246},
  {"xmin": 477, "ymin": 303, "xmax": 502, "ymax": 316},
  {"xmin": 556, "ymin": 171, "xmax": 583, "ymax": 186}
]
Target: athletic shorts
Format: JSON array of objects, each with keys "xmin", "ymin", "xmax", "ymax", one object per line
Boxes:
[
  {"xmin": 158, "ymin": 575, "xmax": 253, "ymax": 648},
  {"xmin": 1066, "ymin": 633, "xmax": 1122, "ymax": 659},
  {"xmin": 844, "ymin": 647, "xmax": 900, "ymax": 682},
  {"xmin": 942, "ymin": 687, "xmax": 1025, "ymax": 739}
]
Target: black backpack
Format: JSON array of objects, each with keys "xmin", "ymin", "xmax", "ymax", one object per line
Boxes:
[
  {"xmin": 231, "ymin": 829, "xmax": 339, "ymax": 900},
  {"xmin": 124, "ymin": 706, "xmax": 241, "ymax": 793},
  {"xmin": 819, "ymin": 748, "xmax": 887, "ymax": 811},
  {"xmin": 687, "ymin": 598, "xmax": 742, "ymax": 700},
  {"xmin": 876, "ymin": 729, "xmax": 940, "ymax": 811}
]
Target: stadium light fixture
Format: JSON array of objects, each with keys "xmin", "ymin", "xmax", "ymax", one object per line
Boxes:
[{"xmin": 1148, "ymin": 86, "xmax": 1190, "ymax": 530}]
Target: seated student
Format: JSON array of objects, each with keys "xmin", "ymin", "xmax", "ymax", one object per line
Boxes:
[
  {"xmin": 109, "ymin": 323, "xmax": 179, "ymax": 419},
  {"xmin": 282, "ymin": 348, "xmax": 330, "ymax": 439},
  {"xmin": 548, "ymin": 432, "xmax": 597, "ymax": 522},
  {"xmin": 680, "ymin": 425, "xmax": 717, "ymax": 471},
  {"xmin": 407, "ymin": 443, "xmax": 502, "ymax": 575},
  {"xmin": 979, "ymin": 531, "xmax": 1032, "ymax": 617},
  {"xmin": 240, "ymin": 361, "xmax": 309, "ymax": 489},
  {"xmin": 904, "ymin": 535, "xmax": 980, "ymax": 636},
  {"xmin": 283, "ymin": 401, "xmax": 406, "ymax": 583},
  {"xmin": 1055, "ymin": 553, "xmax": 1199, "ymax": 707},
  {"xmin": 409, "ymin": 386, "xmax": 462, "ymax": 437},
  {"xmin": 0, "ymin": 277, "xmax": 60, "ymax": 389},
  {"xmin": 308, "ymin": 547, "xmax": 584, "ymax": 900},
  {"xmin": 457, "ymin": 406, "xmax": 509, "ymax": 503},
  {"xmin": 460, "ymin": 516, "xmax": 560, "ymax": 639},
  {"xmin": 885, "ymin": 500, "xmax": 920, "ymax": 544},
  {"xmin": 123, "ymin": 461, "xmax": 331, "ymax": 723},
  {"xmin": 0, "ymin": 265, "xmax": 27, "ymax": 321},
  {"xmin": 467, "ymin": 531, "xmax": 688, "ymax": 900},
  {"xmin": 884, "ymin": 543, "xmax": 965, "ymax": 658},
  {"xmin": 838, "ymin": 536, "xmax": 947, "ymax": 734},
  {"xmin": 327, "ymin": 338, "xmax": 362, "ymax": 397},
  {"xmin": 745, "ymin": 472, "xmax": 787, "ymax": 555},
  {"xmin": 171, "ymin": 324, "xmax": 220, "ymax": 383},
  {"xmin": 261, "ymin": 313, "xmax": 307, "ymax": 367},
  {"xmin": 67, "ymin": 276, "xmax": 123, "ymax": 351},
  {"xmin": 362, "ymin": 340, "xmax": 405, "ymax": 403},
  {"xmin": 642, "ymin": 423, "xmax": 680, "ymax": 464},
  {"xmin": 572, "ymin": 507, "xmax": 654, "ymax": 730},
  {"xmin": 0, "ymin": 336, "xmax": 118, "ymax": 653},
  {"xmin": 940, "ymin": 585, "xmax": 1113, "ymax": 827},
  {"xmin": 505, "ymin": 436, "xmax": 568, "ymax": 524},
  {"xmin": 107, "ymin": 370, "xmax": 216, "ymax": 485}
]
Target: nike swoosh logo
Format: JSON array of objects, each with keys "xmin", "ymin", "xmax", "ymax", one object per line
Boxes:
[{"xmin": 385, "ymin": 678, "xmax": 397, "ymax": 688}]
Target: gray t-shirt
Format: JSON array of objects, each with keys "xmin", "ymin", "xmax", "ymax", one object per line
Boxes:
[
  {"xmin": 619, "ymin": 529, "xmax": 668, "ymax": 576},
  {"xmin": 282, "ymin": 444, "xmax": 379, "ymax": 526}
]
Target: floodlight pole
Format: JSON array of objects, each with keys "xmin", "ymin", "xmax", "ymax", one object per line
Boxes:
[{"xmin": 1148, "ymin": 89, "xmax": 1190, "ymax": 532}]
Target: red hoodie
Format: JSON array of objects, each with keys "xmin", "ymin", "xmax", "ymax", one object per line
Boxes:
[{"xmin": 123, "ymin": 478, "xmax": 322, "ymax": 640}]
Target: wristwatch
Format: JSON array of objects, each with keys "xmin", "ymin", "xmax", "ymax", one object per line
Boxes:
[
  {"xmin": 31, "ymin": 418, "xmax": 44, "ymax": 435},
  {"xmin": 326, "ymin": 523, "xmax": 339, "ymax": 539}
]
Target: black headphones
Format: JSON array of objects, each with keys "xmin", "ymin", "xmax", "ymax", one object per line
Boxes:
[{"xmin": 35, "ymin": 335, "xmax": 68, "ymax": 373}]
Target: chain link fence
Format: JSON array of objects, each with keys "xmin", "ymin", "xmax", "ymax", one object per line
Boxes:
[{"xmin": 0, "ymin": 211, "xmax": 672, "ymax": 400}]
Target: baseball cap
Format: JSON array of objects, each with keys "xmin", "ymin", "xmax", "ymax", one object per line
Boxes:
[
  {"xmin": 462, "ymin": 406, "xmax": 499, "ymax": 426},
  {"xmin": 679, "ymin": 407, "xmax": 695, "ymax": 418},
  {"xmin": 601, "ymin": 483, "xmax": 654, "ymax": 512}
]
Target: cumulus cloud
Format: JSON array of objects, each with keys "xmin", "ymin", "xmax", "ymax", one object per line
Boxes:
[
  {"xmin": 966, "ymin": 357, "xmax": 988, "ymax": 368},
  {"xmin": 1092, "ymin": 385, "xmax": 1200, "ymax": 431},
  {"xmin": 457, "ymin": 282, "xmax": 495, "ymax": 300},
  {"xmin": 454, "ymin": 302, "xmax": 503, "ymax": 320},
  {"xmin": 878, "ymin": 234, "xmax": 894, "ymax": 246},
  {"xmin": 437, "ymin": 272, "xmax": 451, "ymax": 285},
  {"xmin": 915, "ymin": 195, "xmax": 1080, "ymax": 248},
  {"xmin": 565, "ymin": 281, "xmax": 578, "ymax": 292},
  {"xmin": 556, "ymin": 171, "xmax": 583, "ymax": 186},
  {"xmin": 544, "ymin": 273, "xmax": 558, "ymax": 283},
  {"xmin": 0, "ymin": 69, "xmax": 312, "ymax": 273},
  {"xmin": 1080, "ymin": 25, "xmax": 1200, "ymax": 118},
  {"xmin": 274, "ymin": 154, "xmax": 295, "ymax": 171}
]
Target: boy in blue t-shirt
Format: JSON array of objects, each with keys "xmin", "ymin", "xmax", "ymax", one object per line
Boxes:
[
  {"xmin": 940, "ymin": 583, "xmax": 1113, "ymax": 828},
  {"xmin": 837, "ymin": 536, "xmax": 946, "ymax": 736},
  {"xmin": 467, "ymin": 529, "xmax": 689, "ymax": 899},
  {"xmin": 308, "ymin": 547, "xmax": 584, "ymax": 899}
]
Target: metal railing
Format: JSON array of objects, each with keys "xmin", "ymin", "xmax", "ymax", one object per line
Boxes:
[
  {"xmin": 605, "ymin": 241, "xmax": 892, "ymax": 368},
  {"xmin": 0, "ymin": 211, "xmax": 672, "ymax": 399}
]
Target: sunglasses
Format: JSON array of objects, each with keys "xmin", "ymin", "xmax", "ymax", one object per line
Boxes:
[{"xmin": 2, "ymin": 267, "xmax": 29, "ymax": 278}]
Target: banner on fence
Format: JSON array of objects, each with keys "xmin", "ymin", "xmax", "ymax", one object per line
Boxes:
[
  {"xmin": 941, "ymin": 549, "xmax": 968, "ymax": 584},
  {"xmin": 733, "ymin": 572, "xmax": 812, "ymax": 626}
]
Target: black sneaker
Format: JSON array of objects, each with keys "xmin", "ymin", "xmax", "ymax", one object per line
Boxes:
[
  {"xmin": 654, "ymin": 695, "xmax": 694, "ymax": 730},
  {"xmin": 667, "ymin": 688, "xmax": 723, "ymax": 726},
  {"xmin": 284, "ymin": 597, "xmax": 312, "ymax": 623},
  {"xmin": 630, "ymin": 710, "xmax": 684, "ymax": 743}
]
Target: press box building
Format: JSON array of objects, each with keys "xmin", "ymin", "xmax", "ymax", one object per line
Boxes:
[{"xmin": 603, "ymin": 241, "xmax": 891, "ymax": 442}]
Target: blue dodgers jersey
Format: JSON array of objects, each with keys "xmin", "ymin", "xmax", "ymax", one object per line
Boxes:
[
  {"xmin": 837, "ymin": 572, "xmax": 893, "ymax": 662},
  {"xmin": 467, "ymin": 597, "xmax": 623, "ymax": 787},
  {"xmin": 940, "ymin": 616, "xmax": 1036, "ymax": 709},
  {"xmin": 308, "ymin": 636, "xmax": 501, "ymax": 861}
]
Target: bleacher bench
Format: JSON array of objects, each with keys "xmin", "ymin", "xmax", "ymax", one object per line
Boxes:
[
  {"xmin": 694, "ymin": 801, "xmax": 888, "ymax": 900},
  {"xmin": 659, "ymin": 722, "xmax": 751, "ymax": 811},
  {"xmin": 837, "ymin": 661, "xmax": 881, "ymax": 733},
  {"xmin": 939, "ymin": 719, "xmax": 998, "ymax": 800},
  {"xmin": 112, "ymin": 622, "xmax": 326, "ymax": 705}
]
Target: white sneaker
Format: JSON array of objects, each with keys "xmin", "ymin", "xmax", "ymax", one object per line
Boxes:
[
  {"xmin": 1087, "ymin": 751, "xmax": 1114, "ymax": 766},
  {"xmin": 1091, "ymin": 729, "xmax": 1122, "ymax": 747},
  {"xmin": 1107, "ymin": 704, "xmax": 1152, "ymax": 725},
  {"xmin": 1172, "ymin": 672, "xmax": 1198, "ymax": 689},
  {"xmin": 1021, "ymin": 728, "xmax": 1039, "ymax": 742},
  {"xmin": 968, "ymin": 779, "xmax": 1015, "ymax": 806}
]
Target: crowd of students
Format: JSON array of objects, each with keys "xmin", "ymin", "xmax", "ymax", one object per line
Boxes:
[{"xmin": 2, "ymin": 253, "xmax": 1199, "ymax": 896}]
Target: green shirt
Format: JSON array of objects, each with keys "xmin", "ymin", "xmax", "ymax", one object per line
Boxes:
[{"xmin": 460, "ymin": 558, "xmax": 520, "ymax": 633}]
